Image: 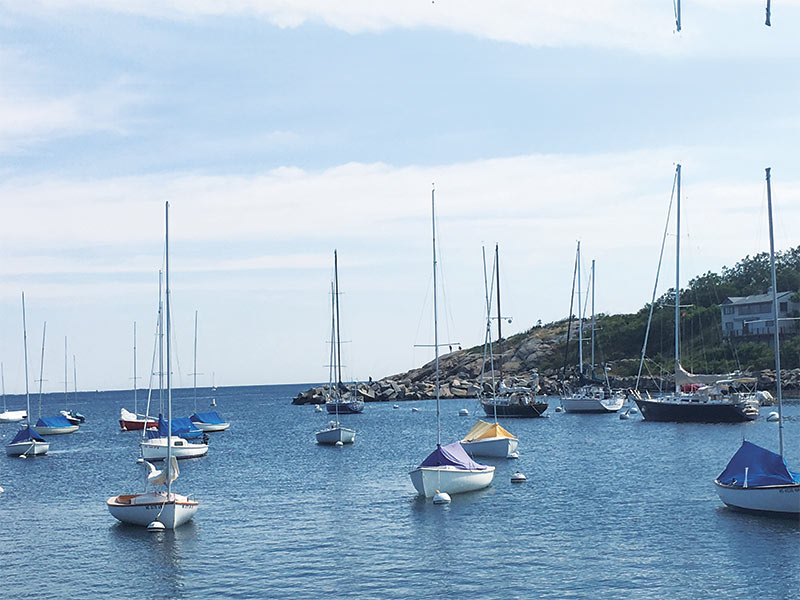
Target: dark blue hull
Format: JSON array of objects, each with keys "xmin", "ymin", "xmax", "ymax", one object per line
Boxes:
[
  {"xmin": 633, "ymin": 397, "xmax": 757, "ymax": 423},
  {"xmin": 326, "ymin": 401, "xmax": 364, "ymax": 415}
]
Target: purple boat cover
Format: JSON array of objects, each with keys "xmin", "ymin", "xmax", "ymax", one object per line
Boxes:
[{"xmin": 419, "ymin": 441, "xmax": 488, "ymax": 470}]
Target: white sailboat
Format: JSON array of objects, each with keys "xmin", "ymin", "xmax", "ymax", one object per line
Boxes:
[
  {"xmin": 0, "ymin": 362, "xmax": 27, "ymax": 423},
  {"xmin": 108, "ymin": 201, "xmax": 200, "ymax": 529},
  {"xmin": 6, "ymin": 293, "xmax": 50, "ymax": 457},
  {"xmin": 316, "ymin": 261, "xmax": 355, "ymax": 445},
  {"xmin": 32, "ymin": 322, "xmax": 78, "ymax": 436},
  {"xmin": 120, "ymin": 321, "xmax": 158, "ymax": 431},
  {"xmin": 714, "ymin": 168, "xmax": 800, "ymax": 516},
  {"xmin": 461, "ymin": 244, "xmax": 518, "ymax": 458},
  {"xmin": 409, "ymin": 187, "xmax": 495, "ymax": 498},
  {"xmin": 189, "ymin": 311, "xmax": 230, "ymax": 433}
]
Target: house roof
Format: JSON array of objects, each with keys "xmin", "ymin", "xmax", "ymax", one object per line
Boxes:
[{"xmin": 723, "ymin": 291, "xmax": 794, "ymax": 305}]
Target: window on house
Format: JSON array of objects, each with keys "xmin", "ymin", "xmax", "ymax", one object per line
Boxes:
[{"xmin": 780, "ymin": 302, "xmax": 787, "ymax": 312}]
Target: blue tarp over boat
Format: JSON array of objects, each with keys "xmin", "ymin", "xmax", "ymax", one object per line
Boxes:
[
  {"xmin": 717, "ymin": 440, "xmax": 800, "ymax": 487},
  {"xmin": 146, "ymin": 415, "xmax": 204, "ymax": 440},
  {"xmin": 11, "ymin": 426, "xmax": 46, "ymax": 444},
  {"xmin": 190, "ymin": 411, "xmax": 226, "ymax": 425},
  {"xmin": 35, "ymin": 415, "xmax": 74, "ymax": 428},
  {"xmin": 419, "ymin": 441, "xmax": 489, "ymax": 470}
]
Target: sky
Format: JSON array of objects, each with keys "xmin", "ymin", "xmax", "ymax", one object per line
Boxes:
[{"xmin": 1, "ymin": 1, "xmax": 799, "ymax": 393}]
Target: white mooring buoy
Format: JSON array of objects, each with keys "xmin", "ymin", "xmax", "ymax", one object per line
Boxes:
[
  {"xmin": 458, "ymin": 408, "xmax": 469, "ymax": 416},
  {"xmin": 433, "ymin": 490, "xmax": 451, "ymax": 504},
  {"xmin": 411, "ymin": 407, "xmax": 420, "ymax": 412},
  {"xmin": 619, "ymin": 411, "xmax": 630, "ymax": 420},
  {"xmin": 629, "ymin": 406, "xmax": 639, "ymax": 414},
  {"xmin": 315, "ymin": 405, "xmax": 322, "ymax": 412},
  {"xmin": 335, "ymin": 440, "xmax": 344, "ymax": 447},
  {"xmin": 393, "ymin": 404, "xmax": 399, "ymax": 409},
  {"xmin": 511, "ymin": 472, "xmax": 527, "ymax": 483},
  {"xmin": 147, "ymin": 521, "xmax": 166, "ymax": 532},
  {"xmin": 767, "ymin": 412, "xmax": 780, "ymax": 422},
  {"xmin": 555, "ymin": 406, "xmax": 563, "ymax": 413}
]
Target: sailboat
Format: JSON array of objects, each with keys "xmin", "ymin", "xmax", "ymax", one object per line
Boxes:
[
  {"xmin": 324, "ymin": 250, "xmax": 364, "ymax": 416},
  {"xmin": 461, "ymin": 244, "xmax": 518, "ymax": 458},
  {"xmin": 6, "ymin": 293, "xmax": 50, "ymax": 457},
  {"xmin": 714, "ymin": 168, "xmax": 800, "ymax": 516},
  {"xmin": 409, "ymin": 187, "xmax": 495, "ymax": 498},
  {"xmin": 0, "ymin": 362, "xmax": 27, "ymax": 423},
  {"xmin": 59, "ymin": 337, "xmax": 85, "ymax": 425},
  {"xmin": 120, "ymin": 321, "xmax": 158, "ymax": 431},
  {"xmin": 479, "ymin": 244, "xmax": 548, "ymax": 418},
  {"xmin": 189, "ymin": 311, "xmax": 230, "ymax": 432},
  {"xmin": 32, "ymin": 322, "xmax": 78, "ymax": 436},
  {"xmin": 560, "ymin": 249, "xmax": 624, "ymax": 413},
  {"xmin": 316, "ymin": 267, "xmax": 356, "ymax": 445},
  {"xmin": 630, "ymin": 165, "xmax": 759, "ymax": 422},
  {"xmin": 107, "ymin": 201, "xmax": 200, "ymax": 529}
]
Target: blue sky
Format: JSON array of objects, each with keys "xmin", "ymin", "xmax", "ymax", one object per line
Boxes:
[{"xmin": 1, "ymin": 1, "xmax": 799, "ymax": 393}]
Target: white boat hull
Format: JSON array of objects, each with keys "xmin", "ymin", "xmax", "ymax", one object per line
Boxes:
[
  {"xmin": 409, "ymin": 465, "xmax": 495, "ymax": 497},
  {"xmin": 315, "ymin": 425, "xmax": 355, "ymax": 445},
  {"xmin": 6, "ymin": 439, "xmax": 50, "ymax": 456},
  {"xmin": 33, "ymin": 424, "xmax": 79, "ymax": 435},
  {"xmin": 140, "ymin": 437, "xmax": 208, "ymax": 460},
  {"xmin": 461, "ymin": 436, "xmax": 518, "ymax": 458},
  {"xmin": 562, "ymin": 396, "xmax": 624, "ymax": 413},
  {"xmin": 0, "ymin": 410, "xmax": 27, "ymax": 423},
  {"xmin": 714, "ymin": 480, "xmax": 800, "ymax": 516},
  {"xmin": 107, "ymin": 492, "xmax": 199, "ymax": 528},
  {"xmin": 191, "ymin": 421, "xmax": 230, "ymax": 432}
]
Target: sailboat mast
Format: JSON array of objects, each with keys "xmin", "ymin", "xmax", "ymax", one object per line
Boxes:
[
  {"xmin": 133, "ymin": 322, "xmax": 138, "ymax": 414},
  {"xmin": 766, "ymin": 0, "xmax": 771, "ymax": 26},
  {"xmin": 765, "ymin": 167, "xmax": 784, "ymax": 456},
  {"xmin": 495, "ymin": 244, "xmax": 503, "ymax": 383},
  {"xmin": 37, "ymin": 321, "xmax": 46, "ymax": 418},
  {"xmin": 1, "ymin": 362, "xmax": 5, "ymax": 412},
  {"xmin": 329, "ymin": 280, "xmax": 337, "ymax": 416},
  {"xmin": 577, "ymin": 242, "xmax": 583, "ymax": 375},
  {"xmin": 590, "ymin": 260, "xmax": 596, "ymax": 375},
  {"xmin": 432, "ymin": 187, "xmax": 441, "ymax": 447},
  {"xmin": 64, "ymin": 336, "xmax": 68, "ymax": 408},
  {"xmin": 334, "ymin": 250, "xmax": 343, "ymax": 389},
  {"xmin": 483, "ymin": 246, "xmax": 498, "ymax": 422},
  {"xmin": 165, "ymin": 202, "xmax": 173, "ymax": 498},
  {"xmin": 72, "ymin": 356, "xmax": 77, "ymax": 401},
  {"xmin": 675, "ymin": 163, "xmax": 682, "ymax": 395},
  {"xmin": 158, "ymin": 270, "xmax": 164, "ymax": 416},
  {"xmin": 22, "ymin": 293, "xmax": 31, "ymax": 426},
  {"xmin": 193, "ymin": 310, "xmax": 198, "ymax": 414}
]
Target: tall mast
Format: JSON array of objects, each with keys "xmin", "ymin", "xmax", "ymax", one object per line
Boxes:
[
  {"xmin": 37, "ymin": 321, "xmax": 47, "ymax": 418},
  {"xmin": 765, "ymin": 167, "xmax": 783, "ymax": 456},
  {"xmin": 133, "ymin": 322, "xmax": 138, "ymax": 414},
  {"xmin": 165, "ymin": 202, "xmax": 173, "ymax": 497},
  {"xmin": 483, "ymin": 246, "xmax": 498, "ymax": 422},
  {"xmin": 158, "ymin": 270, "xmax": 164, "ymax": 415},
  {"xmin": 675, "ymin": 0, "xmax": 681, "ymax": 31},
  {"xmin": 432, "ymin": 186, "xmax": 441, "ymax": 446},
  {"xmin": 329, "ymin": 279, "xmax": 337, "ymax": 418},
  {"xmin": 591, "ymin": 259, "xmax": 596, "ymax": 375},
  {"xmin": 1, "ymin": 362, "xmax": 5, "ymax": 412},
  {"xmin": 64, "ymin": 336, "xmax": 68, "ymax": 408},
  {"xmin": 675, "ymin": 163, "xmax": 681, "ymax": 395},
  {"xmin": 766, "ymin": 0, "xmax": 771, "ymax": 26},
  {"xmin": 577, "ymin": 242, "xmax": 583, "ymax": 375},
  {"xmin": 495, "ymin": 244, "xmax": 503, "ymax": 384},
  {"xmin": 72, "ymin": 356, "xmax": 77, "ymax": 401},
  {"xmin": 22, "ymin": 293, "xmax": 31, "ymax": 426},
  {"xmin": 334, "ymin": 250, "xmax": 343, "ymax": 388},
  {"xmin": 192, "ymin": 310, "xmax": 198, "ymax": 414}
]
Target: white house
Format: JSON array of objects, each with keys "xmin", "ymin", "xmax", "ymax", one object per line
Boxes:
[{"xmin": 720, "ymin": 289, "xmax": 800, "ymax": 338}]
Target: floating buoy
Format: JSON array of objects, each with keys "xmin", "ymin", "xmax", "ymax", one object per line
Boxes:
[
  {"xmin": 411, "ymin": 407, "xmax": 420, "ymax": 412},
  {"xmin": 511, "ymin": 472, "xmax": 527, "ymax": 483},
  {"xmin": 393, "ymin": 404, "xmax": 399, "ymax": 409},
  {"xmin": 458, "ymin": 408, "xmax": 469, "ymax": 416},
  {"xmin": 767, "ymin": 412, "xmax": 780, "ymax": 422},
  {"xmin": 555, "ymin": 406, "xmax": 563, "ymax": 413},
  {"xmin": 508, "ymin": 451, "xmax": 519, "ymax": 459},
  {"xmin": 147, "ymin": 521, "xmax": 166, "ymax": 532},
  {"xmin": 136, "ymin": 457, "xmax": 144, "ymax": 463},
  {"xmin": 619, "ymin": 411, "xmax": 630, "ymax": 420},
  {"xmin": 433, "ymin": 490, "xmax": 451, "ymax": 504},
  {"xmin": 315, "ymin": 405, "xmax": 322, "ymax": 412},
  {"xmin": 18, "ymin": 455, "xmax": 26, "ymax": 459},
  {"xmin": 629, "ymin": 407, "xmax": 639, "ymax": 414},
  {"xmin": 335, "ymin": 441, "xmax": 344, "ymax": 447}
]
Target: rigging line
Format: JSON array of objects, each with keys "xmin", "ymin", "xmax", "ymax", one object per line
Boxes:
[
  {"xmin": 561, "ymin": 248, "xmax": 578, "ymax": 383},
  {"xmin": 411, "ymin": 269, "xmax": 434, "ymax": 369},
  {"xmin": 636, "ymin": 167, "xmax": 678, "ymax": 391}
]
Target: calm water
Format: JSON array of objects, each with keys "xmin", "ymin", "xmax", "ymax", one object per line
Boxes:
[{"xmin": 1, "ymin": 385, "xmax": 798, "ymax": 599}]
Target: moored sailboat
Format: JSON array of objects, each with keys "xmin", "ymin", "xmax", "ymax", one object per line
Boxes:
[
  {"xmin": 0, "ymin": 362, "xmax": 26, "ymax": 423},
  {"xmin": 409, "ymin": 187, "xmax": 495, "ymax": 497},
  {"xmin": 714, "ymin": 168, "xmax": 800, "ymax": 517},
  {"xmin": 32, "ymin": 323, "xmax": 78, "ymax": 436},
  {"xmin": 107, "ymin": 201, "xmax": 200, "ymax": 529},
  {"xmin": 188, "ymin": 311, "xmax": 230, "ymax": 432}
]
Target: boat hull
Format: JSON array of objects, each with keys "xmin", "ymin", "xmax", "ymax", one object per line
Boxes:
[
  {"xmin": 191, "ymin": 421, "xmax": 230, "ymax": 432},
  {"xmin": 33, "ymin": 424, "xmax": 79, "ymax": 435},
  {"xmin": 315, "ymin": 426, "xmax": 356, "ymax": 445},
  {"xmin": 107, "ymin": 492, "xmax": 199, "ymax": 528},
  {"xmin": 481, "ymin": 399, "xmax": 548, "ymax": 418},
  {"xmin": 326, "ymin": 401, "xmax": 364, "ymax": 415},
  {"xmin": 714, "ymin": 480, "xmax": 800, "ymax": 516},
  {"xmin": 6, "ymin": 439, "xmax": 50, "ymax": 456},
  {"xmin": 562, "ymin": 396, "xmax": 624, "ymax": 413},
  {"xmin": 120, "ymin": 418, "xmax": 158, "ymax": 431},
  {"xmin": 140, "ymin": 437, "xmax": 208, "ymax": 460},
  {"xmin": 461, "ymin": 436, "xmax": 518, "ymax": 458},
  {"xmin": 0, "ymin": 410, "xmax": 27, "ymax": 423},
  {"xmin": 633, "ymin": 396, "xmax": 757, "ymax": 423},
  {"xmin": 408, "ymin": 465, "xmax": 495, "ymax": 497}
]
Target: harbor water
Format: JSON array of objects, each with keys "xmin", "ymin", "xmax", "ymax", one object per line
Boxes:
[{"xmin": 1, "ymin": 384, "xmax": 798, "ymax": 599}]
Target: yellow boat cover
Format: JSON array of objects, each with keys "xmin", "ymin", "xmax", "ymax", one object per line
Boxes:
[{"xmin": 462, "ymin": 420, "xmax": 515, "ymax": 442}]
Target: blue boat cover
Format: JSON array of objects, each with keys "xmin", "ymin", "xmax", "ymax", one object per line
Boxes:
[
  {"xmin": 419, "ymin": 441, "xmax": 489, "ymax": 471},
  {"xmin": 35, "ymin": 415, "xmax": 74, "ymax": 428},
  {"xmin": 146, "ymin": 415, "xmax": 203, "ymax": 440},
  {"xmin": 717, "ymin": 440, "xmax": 800, "ymax": 487},
  {"xmin": 11, "ymin": 426, "xmax": 46, "ymax": 444},
  {"xmin": 190, "ymin": 411, "xmax": 225, "ymax": 425}
]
